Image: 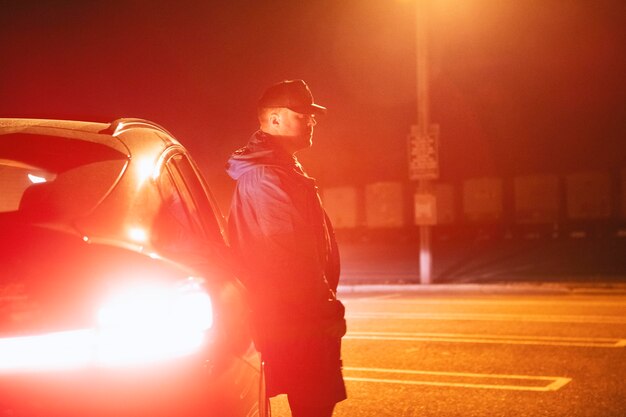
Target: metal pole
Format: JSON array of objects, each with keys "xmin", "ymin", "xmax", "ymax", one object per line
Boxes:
[
  {"xmin": 417, "ymin": 0, "xmax": 430, "ymax": 131},
  {"xmin": 417, "ymin": 0, "xmax": 432, "ymax": 284}
]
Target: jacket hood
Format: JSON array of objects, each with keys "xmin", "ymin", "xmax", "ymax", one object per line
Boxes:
[{"xmin": 226, "ymin": 130, "xmax": 301, "ymax": 180}]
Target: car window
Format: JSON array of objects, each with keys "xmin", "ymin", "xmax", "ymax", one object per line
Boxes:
[
  {"xmin": 152, "ymin": 167, "xmax": 201, "ymax": 256},
  {"xmin": 0, "ymin": 134, "xmax": 127, "ymax": 217},
  {"xmin": 152, "ymin": 153, "xmax": 227, "ymax": 265},
  {"xmin": 0, "ymin": 163, "xmax": 54, "ymax": 212},
  {"xmin": 166, "ymin": 154, "xmax": 224, "ymax": 243}
]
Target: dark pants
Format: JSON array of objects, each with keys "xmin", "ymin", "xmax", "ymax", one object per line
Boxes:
[
  {"xmin": 288, "ymin": 396, "xmax": 336, "ymax": 417},
  {"xmin": 264, "ymin": 337, "xmax": 347, "ymax": 405}
]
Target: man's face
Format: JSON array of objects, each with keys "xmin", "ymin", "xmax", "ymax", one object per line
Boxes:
[{"xmin": 277, "ymin": 108, "xmax": 317, "ymax": 150}]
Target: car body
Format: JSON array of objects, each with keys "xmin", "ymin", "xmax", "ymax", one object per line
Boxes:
[{"xmin": 0, "ymin": 118, "xmax": 266, "ymax": 417}]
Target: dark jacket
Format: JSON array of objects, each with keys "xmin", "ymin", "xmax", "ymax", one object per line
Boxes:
[{"xmin": 226, "ymin": 131, "xmax": 346, "ymax": 404}]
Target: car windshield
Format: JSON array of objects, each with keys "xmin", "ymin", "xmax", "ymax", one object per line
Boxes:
[{"xmin": 0, "ymin": 133, "xmax": 127, "ymax": 221}]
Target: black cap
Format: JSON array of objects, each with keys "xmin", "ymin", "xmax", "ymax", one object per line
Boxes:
[{"xmin": 258, "ymin": 79, "xmax": 327, "ymax": 115}]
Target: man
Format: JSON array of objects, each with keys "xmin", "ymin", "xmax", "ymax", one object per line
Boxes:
[{"xmin": 226, "ymin": 79, "xmax": 347, "ymax": 417}]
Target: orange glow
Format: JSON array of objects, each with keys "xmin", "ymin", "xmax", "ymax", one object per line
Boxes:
[
  {"xmin": 27, "ymin": 173, "xmax": 47, "ymax": 183},
  {"xmin": 96, "ymin": 280, "xmax": 213, "ymax": 366},
  {"xmin": 135, "ymin": 157, "xmax": 157, "ymax": 185},
  {"xmin": 0, "ymin": 279, "xmax": 213, "ymax": 372},
  {"xmin": 0, "ymin": 330, "xmax": 94, "ymax": 372},
  {"xmin": 128, "ymin": 226, "xmax": 148, "ymax": 243}
]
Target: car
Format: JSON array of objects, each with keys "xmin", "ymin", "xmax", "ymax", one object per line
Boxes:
[{"xmin": 0, "ymin": 118, "xmax": 266, "ymax": 417}]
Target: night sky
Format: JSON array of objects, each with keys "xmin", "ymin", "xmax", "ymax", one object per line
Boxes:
[{"xmin": 2, "ymin": 0, "xmax": 625, "ymax": 209}]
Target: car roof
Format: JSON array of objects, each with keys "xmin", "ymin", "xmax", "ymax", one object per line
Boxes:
[
  {"xmin": 0, "ymin": 118, "xmax": 108, "ymax": 133},
  {"xmin": 0, "ymin": 118, "xmax": 180, "ymax": 155}
]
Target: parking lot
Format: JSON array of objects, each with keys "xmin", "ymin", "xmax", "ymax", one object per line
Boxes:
[{"xmin": 270, "ymin": 287, "xmax": 626, "ymax": 417}]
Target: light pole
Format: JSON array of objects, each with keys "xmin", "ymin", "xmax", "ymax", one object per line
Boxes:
[
  {"xmin": 416, "ymin": 0, "xmax": 434, "ymax": 284},
  {"xmin": 406, "ymin": 0, "xmax": 439, "ymax": 284}
]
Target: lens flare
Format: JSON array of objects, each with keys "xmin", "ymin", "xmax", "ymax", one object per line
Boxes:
[{"xmin": 0, "ymin": 278, "xmax": 213, "ymax": 372}]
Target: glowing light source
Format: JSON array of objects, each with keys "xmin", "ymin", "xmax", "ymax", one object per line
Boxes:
[
  {"xmin": 128, "ymin": 227, "xmax": 148, "ymax": 243},
  {"xmin": 0, "ymin": 278, "xmax": 213, "ymax": 372},
  {"xmin": 97, "ymin": 278, "xmax": 213, "ymax": 365},
  {"xmin": 136, "ymin": 157, "xmax": 156, "ymax": 184},
  {"xmin": 27, "ymin": 173, "xmax": 47, "ymax": 184},
  {"xmin": 0, "ymin": 330, "xmax": 94, "ymax": 372}
]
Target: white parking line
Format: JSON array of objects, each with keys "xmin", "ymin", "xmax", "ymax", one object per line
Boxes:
[
  {"xmin": 343, "ymin": 366, "xmax": 572, "ymax": 392},
  {"xmin": 349, "ymin": 293, "xmax": 400, "ymax": 302},
  {"xmin": 344, "ymin": 331, "xmax": 626, "ymax": 348},
  {"xmin": 345, "ymin": 298, "xmax": 626, "ymax": 307},
  {"xmin": 346, "ymin": 312, "xmax": 626, "ymax": 324}
]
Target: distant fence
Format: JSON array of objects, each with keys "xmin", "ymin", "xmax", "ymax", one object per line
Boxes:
[{"xmin": 322, "ymin": 169, "xmax": 626, "ymax": 239}]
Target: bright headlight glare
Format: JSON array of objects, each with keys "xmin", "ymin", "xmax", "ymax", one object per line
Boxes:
[
  {"xmin": 0, "ymin": 278, "xmax": 214, "ymax": 372},
  {"xmin": 0, "ymin": 330, "xmax": 94, "ymax": 372},
  {"xmin": 95, "ymin": 278, "xmax": 213, "ymax": 365}
]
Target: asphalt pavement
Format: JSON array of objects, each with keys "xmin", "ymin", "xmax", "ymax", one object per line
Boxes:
[{"xmin": 271, "ymin": 289, "xmax": 626, "ymax": 417}]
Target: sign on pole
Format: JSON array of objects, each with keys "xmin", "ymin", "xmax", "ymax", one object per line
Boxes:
[
  {"xmin": 408, "ymin": 124, "xmax": 439, "ymax": 180},
  {"xmin": 414, "ymin": 192, "xmax": 437, "ymax": 225}
]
